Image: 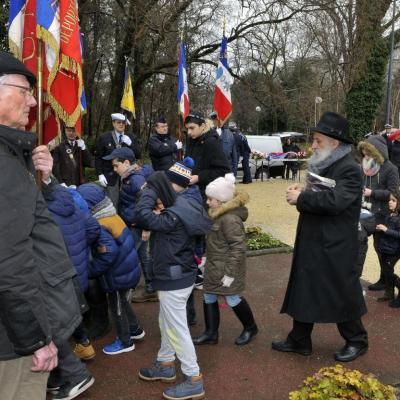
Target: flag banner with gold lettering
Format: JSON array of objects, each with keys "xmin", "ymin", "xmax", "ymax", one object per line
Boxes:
[
  {"xmin": 8, "ymin": 0, "xmax": 84, "ymax": 142},
  {"xmin": 37, "ymin": 0, "xmax": 83, "ymax": 131}
]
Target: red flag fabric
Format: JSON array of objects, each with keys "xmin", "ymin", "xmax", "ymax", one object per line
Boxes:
[{"xmin": 48, "ymin": 0, "xmax": 83, "ymax": 131}]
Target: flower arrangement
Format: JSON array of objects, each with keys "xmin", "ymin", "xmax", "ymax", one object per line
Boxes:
[
  {"xmin": 285, "ymin": 151, "xmax": 308, "ymax": 159},
  {"xmin": 295, "ymin": 151, "xmax": 308, "ymax": 159},
  {"xmin": 289, "ymin": 364, "xmax": 397, "ymax": 400},
  {"xmin": 250, "ymin": 149, "xmax": 266, "ymax": 160}
]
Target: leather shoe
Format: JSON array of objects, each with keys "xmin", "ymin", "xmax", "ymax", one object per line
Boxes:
[
  {"xmin": 334, "ymin": 344, "xmax": 368, "ymax": 362},
  {"xmin": 271, "ymin": 340, "xmax": 312, "ymax": 356},
  {"xmin": 368, "ymin": 281, "xmax": 385, "ymax": 291}
]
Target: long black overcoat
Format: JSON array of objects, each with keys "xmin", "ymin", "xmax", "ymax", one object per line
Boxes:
[{"xmin": 281, "ymin": 153, "xmax": 367, "ymax": 323}]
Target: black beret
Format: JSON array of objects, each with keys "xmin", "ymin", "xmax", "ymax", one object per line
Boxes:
[{"xmin": 0, "ymin": 52, "xmax": 37, "ymax": 85}]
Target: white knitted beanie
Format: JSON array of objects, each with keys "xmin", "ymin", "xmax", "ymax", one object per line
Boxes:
[{"xmin": 205, "ymin": 173, "xmax": 236, "ymax": 202}]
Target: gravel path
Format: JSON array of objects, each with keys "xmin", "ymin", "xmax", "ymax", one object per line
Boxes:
[{"xmin": 241, "ymin": 177, "xmax": 379, "ymax": 284}]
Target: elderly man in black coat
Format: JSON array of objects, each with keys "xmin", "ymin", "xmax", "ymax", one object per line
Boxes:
[{"xmin": 272, "ymin": 112, "xmax": 368, "ymax": 362}]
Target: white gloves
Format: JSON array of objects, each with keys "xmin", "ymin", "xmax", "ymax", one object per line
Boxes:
[
  {"xmin": 175, "ymin": 140, "xmax": 183, "ymax": 150},
  {"xmin": 98, "ymin": 174, "xmax": 108, "ymax": 187},
  {"xmin": 221, "ymin": 275, "xmax": 234, "ymax": 288},
  {"xmin": 121, "ymin": 135, "xmax": 132, "ymax": 146},
  {"xmin": 76, "ymin": 139, "xmax": 86, "ymax": 150}
]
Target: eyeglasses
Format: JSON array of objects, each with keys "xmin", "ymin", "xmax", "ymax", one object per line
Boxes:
[{"xmin": 0, "ymin": 83, "xmax": 35, "ymax": 97}]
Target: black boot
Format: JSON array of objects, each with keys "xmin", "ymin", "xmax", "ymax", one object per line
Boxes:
[
  {"xmin": 192, "ymin": 302, "xmax": 219, "ymax": 345},
  {"xmin": 377, "ymin": 285, "xmax": 394, "ymax": 302},
  {"xmin": 368, "ymin": 271, "xmax": 386, "ymax": 291},
  {"xmin": 389, "ymin": 275, "xmax": 400, "ymax": 308},
  {"xmin": 231, "ymin": 298, "xmax": 258, "ymax": 346}
]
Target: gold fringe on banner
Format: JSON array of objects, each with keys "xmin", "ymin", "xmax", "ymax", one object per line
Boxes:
[{"xmin": 36, "ymin": 25, "xmax": 83, "ymax": 128}]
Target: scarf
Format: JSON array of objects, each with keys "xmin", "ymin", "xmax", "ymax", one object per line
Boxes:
[
  {"xmin": 308, "ymin": 143, "xmax": 352, "ymax": 175},
  {"xmin": 362, "ymin": 157, "xmax": 381, "ymax": 177},
  {"xmin": 92, "ymin": 197, "xmax": 117, "ymax": 220},
  {"xmin": 121, "ymin": 164, "xmax": 139, "ymax": 180}
]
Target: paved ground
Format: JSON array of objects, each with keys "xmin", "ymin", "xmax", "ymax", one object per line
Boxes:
[
  {"xmin": 78, "ymin": 253, "xmax": 400, "ymax": 400},
  {"xmin": 242, "ymin": 179, "xmax": 380, "ymax": 284}
]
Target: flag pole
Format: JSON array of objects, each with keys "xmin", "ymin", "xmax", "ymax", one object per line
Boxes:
[
  {"xmin": 35, "ymin": 38, "xmax": 44, "ymax": 186},
  {"xmin": 36, "ymin": 39, "xmax": 44, "ymax": 146},
  {"xmin": 223, "ymin": 15, "xmax": 226, "ymax": 37},
  {"xmin": 177, "ymin": 30, "xmax": 184, "ymax": 161}
]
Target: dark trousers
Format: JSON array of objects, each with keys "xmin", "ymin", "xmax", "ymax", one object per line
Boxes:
[
  {"xmin": 288, "ymin": 319, "xmax": 368, "ymax": 348},
  {"xmin": 241, "ymin": 153, "xmax": 252, "ymax": 183},
  {"xmin": 373, "ymin": 229, "xmax": 386, "ymax": 283},
  {"xmin": 380, "ymin": 253, "xmax": 400, "ymax": 287},
  {"xmin": 48, "ymin": 340, "xmax": 89, "ymax": 386},
  {"xmin": 72, "ymin": 322, "xmax": 89, "ymax": 344},
  {"xmin": 131, "ymin": 228, "xmax": 153, "ymax": 292},
  {"xmin": 356, "ymin": 238, "xmax": 369, "ymax": 278},
  {"xmin": 186, "ymin": 290, "xmax": 196, "ymax": 325},
  {"xmin": 108, "ymin": 290, "xmax": 139, "ymax": 346}
]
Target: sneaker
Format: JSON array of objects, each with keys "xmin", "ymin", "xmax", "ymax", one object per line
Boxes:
[
  {"xmin": 102, "ymin": 338, "xmax": 135, "ymax": 355},
  {"xmin": 47, "ymin": 384, "xmax": 60, "ymax": 394},
  {"xmin": 73, "ymin": 342, "xmax": 96, "ymax": 361},
  {"xmin": 138, "ymin": 360, "xmax": 176, "ymax": 382},
  {"xmin": 163, "ymin": 374, "xmax": 205, "ymax": 400},
  {"xmin": 130, "ymin": 327, "xmax": 145, "ymax": 340},
  {"xmin": 53, "ymin": 375, "xmax": 94, "ymax": 400}
]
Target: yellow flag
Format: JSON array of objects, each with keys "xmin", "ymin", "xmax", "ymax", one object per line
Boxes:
[{"xmin": 121, "ymin": 65, "xmax": 136, "ymax": 118}]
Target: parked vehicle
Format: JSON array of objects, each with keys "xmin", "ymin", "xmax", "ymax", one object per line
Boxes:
[
  {"xmin": 237, "ymin": 135, "xmax": 284, "ymax": 180},
  {"xmin": 271, "ymin": 132, "xmax": 306, "ymax": 142}
]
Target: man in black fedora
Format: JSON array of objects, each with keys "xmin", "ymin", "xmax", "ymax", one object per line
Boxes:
[{"xmin": 272, "ymin": 111, "xmax": 368, "ymax": 362}]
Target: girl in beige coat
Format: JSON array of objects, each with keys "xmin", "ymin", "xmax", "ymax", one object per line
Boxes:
[{"xmin": 193, "ymin": 174, "xmax": 258, "ymax": 346}]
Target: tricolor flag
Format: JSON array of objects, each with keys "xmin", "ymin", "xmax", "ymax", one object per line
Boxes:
[
  {"xmin": 177, "ymin": 41, "xmax": 189, "ymax": 120},
  {"xmin": 8, "ymin": 0, "xmax": 84, "ymax": 143},
  {"xmin": 213, "ymin": 36, "xmax": 233, "ymax": 126},
  {"xmin": 121, "ymin": 62, "xmax": 136, "ymax": 118}
]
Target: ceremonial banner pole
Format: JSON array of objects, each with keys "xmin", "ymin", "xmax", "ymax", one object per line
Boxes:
[
  {"xmin": 36, "ymin": 38, "xmax": 44, "ymax": 146},
  {"xmin": 177, "ymin": 30, "xmax": 184, "ymax": 161}
]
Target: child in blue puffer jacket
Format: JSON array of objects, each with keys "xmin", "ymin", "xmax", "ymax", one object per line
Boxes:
[
  {"xmin": 78, "ymin": 183, "xmax": 143, "ymax": 355},
  {"xmin": 103, "ymin": 147, "xmax": 156, "ymax": 299},
  {"xmin": 44, "ymin": 185, "xmax": 99, "ymax": 393}
]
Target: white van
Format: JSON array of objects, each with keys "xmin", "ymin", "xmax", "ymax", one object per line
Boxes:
[{"xmin": 237, "ymin": 135, "xmax": 284, "ymax": 180}]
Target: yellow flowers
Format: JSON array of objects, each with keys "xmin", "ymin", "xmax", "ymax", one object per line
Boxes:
[{"xmin": 289, "ymin": 365, "xmax": 396, "ymax": 400}]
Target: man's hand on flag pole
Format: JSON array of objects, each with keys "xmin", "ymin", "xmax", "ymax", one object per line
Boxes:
[{"xmin": 32, "ymin": 145, "xmax": 54, "ymax": 183}]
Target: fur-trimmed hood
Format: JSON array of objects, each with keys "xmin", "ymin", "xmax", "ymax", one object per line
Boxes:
[
  {"xmin": 358, "ymin": 135, "xmax": 387, "ymax": 164},
  {"xmin": 208, "ymin": 190, "xmax": 249, "ymax": 220}
]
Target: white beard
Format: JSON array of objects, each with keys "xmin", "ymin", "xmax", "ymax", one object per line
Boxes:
[{"xmin": 308, "ymin": 146, "xmax": 334, "ymax": 166}]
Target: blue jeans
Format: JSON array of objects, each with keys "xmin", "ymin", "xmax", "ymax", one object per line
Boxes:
[
  {"xmin": 203, "ymin": 293, "xmax": 242, "ymax": 307},
  {"xmin": 131, "ymin": 228, "xmax": 153, "ymax": 292}
]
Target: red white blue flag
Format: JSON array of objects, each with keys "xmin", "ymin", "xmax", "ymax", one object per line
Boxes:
[
  {"xmin": 177, "ymin": 41, "xmax": 189, "ymax": 119},
  {"xmin": 213, "ymin": 36, "xmax": 233, "ymax": 126},
  {"xmin": 8, "ymin": 0, "xmax": 84, "ymax": 141}
]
